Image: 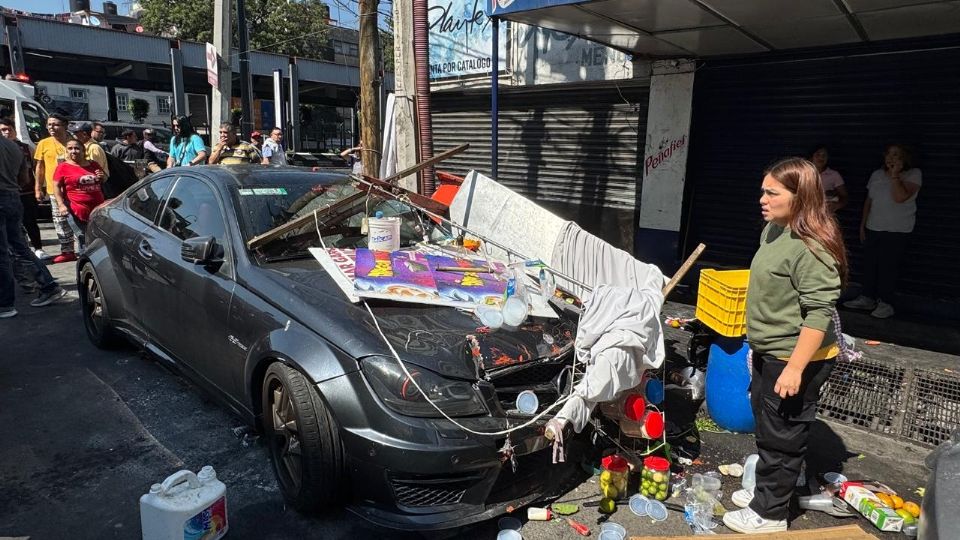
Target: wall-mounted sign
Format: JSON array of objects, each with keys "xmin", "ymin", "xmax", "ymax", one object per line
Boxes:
[
  {"xmin": 429, "ymin": 0, "xmax": 507, "ymax": 79},
  {"xmin": 205, "ymin": 43, "xmax": 219, "ymax": 88}
]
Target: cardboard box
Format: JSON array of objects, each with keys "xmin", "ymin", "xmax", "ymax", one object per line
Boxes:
[{"xmin": 840, "ymin": 484, "xmax": 904, "ymax": 532}]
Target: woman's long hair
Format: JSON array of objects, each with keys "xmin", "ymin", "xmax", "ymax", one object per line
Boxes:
[
  {"xmin": 767, "ymin": 157, "xmax": 848, "ymax": 283},
  {"xmin": 172, "ymin": 115, "xmax": 196, "ymax": 145}
]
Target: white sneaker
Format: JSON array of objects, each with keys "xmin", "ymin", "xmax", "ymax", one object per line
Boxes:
[
  {"xmin": 0, "ymin": 307, "xmax": 17, "ymax": 319},
  {"xmin": 843, "ymin": 295, "xmax": 876, "ymax": 310},
  {"xmin": 870, "ymin": 301, "xmax": 895, "ymax": 319},
  {"xmin": 722, "ymin": 507, "xmax": 787, "ymax": 534},
  {"xmin": 732, "ymin": 488, "xmax": 754, "ymax": 508},
  {"xmin": 34, "ymin": 249, "xmax": 50, "ymax": 260}
]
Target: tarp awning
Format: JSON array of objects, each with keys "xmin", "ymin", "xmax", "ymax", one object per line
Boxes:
[{"xmin": 485, "ymin": 0, "xmax": 960, "ymax": 57}]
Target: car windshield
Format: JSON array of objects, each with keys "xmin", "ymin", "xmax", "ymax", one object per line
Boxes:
[{"xmin": 233, "ymin": 174, "xmax": 434, "ymax": 260}]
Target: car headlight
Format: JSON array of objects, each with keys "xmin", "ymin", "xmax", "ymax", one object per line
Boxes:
[{"xmin": 361, "ymin": 356, "xmax": 487, "ymax": 418}]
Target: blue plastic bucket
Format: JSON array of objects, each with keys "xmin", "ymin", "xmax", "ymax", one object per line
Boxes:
[{"xmin": 705, "ymin": 337, "xmax": 755, "ymax": 433}]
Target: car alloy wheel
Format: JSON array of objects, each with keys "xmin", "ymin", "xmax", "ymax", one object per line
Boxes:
[
  {"xmin": 79, "ymin": 263, "xmax": 119, "ymax": 349},
  {"xmin": 261, "ymin": 362, "xmax": 344, "ymax": 511}
]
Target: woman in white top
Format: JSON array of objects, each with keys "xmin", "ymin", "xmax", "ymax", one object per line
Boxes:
[
  {"xmin": 844, "ymin": 144, "xmax": 921, "ymax": 318},
  {"xmin": 810, "ymin": 145, "xmax": 847, "ymax": 212}
]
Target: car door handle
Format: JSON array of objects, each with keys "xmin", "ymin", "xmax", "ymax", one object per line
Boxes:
[{"xmin": 138, "ymin": 239, "xmax": 153, "ymax": 259}]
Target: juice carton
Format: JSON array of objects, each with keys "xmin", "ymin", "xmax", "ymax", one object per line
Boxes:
[{"xmin": 839, "ymin": 483, "xmax": 904, "ymax": 532}]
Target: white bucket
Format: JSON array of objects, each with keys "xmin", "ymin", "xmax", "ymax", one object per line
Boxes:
[
  {"xmin": 368, "ymin": 216, "xmax": 401, "ymax": 252},
  {"xmin": 140, "ymin": 466, "xmax": 228, "ymax": 540}
]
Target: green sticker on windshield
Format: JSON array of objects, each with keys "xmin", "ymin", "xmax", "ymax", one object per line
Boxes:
[{"xmin": 239, "ymin": 188, "xmax": 288, "ymax": 196}]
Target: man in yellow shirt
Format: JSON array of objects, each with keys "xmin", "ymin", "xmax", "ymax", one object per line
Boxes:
[
  {"xmin": 33, "ymin": 113, "xmax": 76, "ymax": 263},
  {"xmin": 73, "ymin": 123, "xmax": 110, "ymax": 177}
]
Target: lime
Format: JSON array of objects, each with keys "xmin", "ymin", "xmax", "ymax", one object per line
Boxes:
[
  {"xmin": 896, "ymin": 509, "xmax": 917, "ymax": 525},
  {"xmin": 599, "ymin": 498, "xmax": 616, "ymax": 514},
  {"xmin": 653, "ymin": 472, "xmax": 664, "ymax": 483}
]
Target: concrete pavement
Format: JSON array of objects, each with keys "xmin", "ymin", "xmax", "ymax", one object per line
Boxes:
[{"xmin": 0, "ymin": 224, "xmax": 943, "ymax": 539}]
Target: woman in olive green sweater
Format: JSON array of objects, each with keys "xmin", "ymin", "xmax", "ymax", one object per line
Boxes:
[{"xmin": 723, "ymin": 157, "xmax": 848, "ymax": 534}]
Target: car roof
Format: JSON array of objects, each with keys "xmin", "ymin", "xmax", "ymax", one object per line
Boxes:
[{"xmin": 174, "ymin": 165, "xmax": 352, "ymax": 189}]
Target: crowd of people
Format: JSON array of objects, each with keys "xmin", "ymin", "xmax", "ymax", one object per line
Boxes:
[{"xmin": 1, "ymin": 113, "xmax": 291, "ymax": 319}]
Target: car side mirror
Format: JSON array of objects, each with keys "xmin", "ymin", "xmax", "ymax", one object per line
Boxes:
[{"xmin": 181, "ymin": 236, "xmax": 224, "ymax": 265}]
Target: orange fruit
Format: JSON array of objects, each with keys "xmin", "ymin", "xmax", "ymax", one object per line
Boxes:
[
  {"xmin": 875, "ymin": 493, "xmax": 893, "ymax": 507},
  {"xmin": 903, "ymin": 501, "xmax": 921, "ymax": 518},
  {"xmin": 890, "ymin": 494, "xmax": 904, "ymax": 509}
]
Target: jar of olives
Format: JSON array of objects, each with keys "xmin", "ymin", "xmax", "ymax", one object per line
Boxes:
[
  {"xmin": 641, "ymin": 456, "xmax": 671, "ymax": 501},
  {"xmin": 599, "ymin": 454, "xmax": 630, "ymax": 500}
]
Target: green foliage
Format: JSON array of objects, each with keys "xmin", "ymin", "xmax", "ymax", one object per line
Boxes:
[
  {"xmin": 138, "ymin": 0, "xmax": 331, "ymax": 59},
  {"xmin": 129, "ymin": 98, "xmax": 150, "ymax": 123}
]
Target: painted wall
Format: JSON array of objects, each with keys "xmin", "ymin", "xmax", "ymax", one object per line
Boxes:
[
  {"xmin": 512, "ymin": 23, "xmax": 635, "ymax": 85},
  {"xmin": 114, "ymin": 88, "xmax": 175, "ymax": 126}
]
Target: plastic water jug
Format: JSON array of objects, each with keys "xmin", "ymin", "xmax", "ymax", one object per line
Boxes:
[{"xmin": 140, "ymin": 466, "xmax": 228, "ymax": 540}]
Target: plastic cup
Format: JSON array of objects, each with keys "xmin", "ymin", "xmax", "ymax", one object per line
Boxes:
[
  {"xmin": 497, "ymin": 530, "xmax": 522, "ymax": 540},
  {"xmin": 823, "ymin": 472, "xmax": 847, "ymax": 484},
  {"xmin": 502, "ymin": 296, "xmax": 529, "ymax": 327},
  {"xmin": 598, "ymin": 531, "xmax": 623, "ymax": 540},
  {"xmin": 646, "ymin": 499, "xmax": 668, "ymax": 521},
  {"xmin": 475, "ymin": 305, "xmax": 503, "ymax": 330},
  {"xmin": 498, "ymin": 516, "xmax": 522, "ymax": 531},
  {"xmin": 515, "ymin": 391, "xmax": 539, "ymax": 414},
  {"xmin": 629, "ymin": 494, "xmax": 649, "ymax": 517},
  {"xmin": 600, "ymin": 522, "xmax": 626, "ymax": 537}
]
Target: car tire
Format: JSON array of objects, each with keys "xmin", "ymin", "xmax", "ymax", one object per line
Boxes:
[
  {"xmin": 79, "ymin": 262, "xmax": 121, "ymax": 349},
  {"xmin": 262, "ymin": 362, "xmax": 345, "ymax": 512}
]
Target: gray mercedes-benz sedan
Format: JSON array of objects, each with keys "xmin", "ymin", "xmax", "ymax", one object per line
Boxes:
[{"xmin": 77, "ymin": 165, "xmax": 583, "ymax": 530}]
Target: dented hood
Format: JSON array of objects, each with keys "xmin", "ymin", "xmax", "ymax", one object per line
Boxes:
[{"xmin": 255, "ymin": 261, "xmax": 577, "ymax": 380}]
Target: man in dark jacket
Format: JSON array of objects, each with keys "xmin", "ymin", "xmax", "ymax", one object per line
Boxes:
[{"xmin": 110, "ymin": 129, "xmax": 145, "ymax": 161}]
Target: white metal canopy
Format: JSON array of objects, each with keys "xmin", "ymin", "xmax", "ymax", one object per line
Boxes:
[{"xmin": 487, "ymin": 0, "xmax": 960, "ymax": 57}]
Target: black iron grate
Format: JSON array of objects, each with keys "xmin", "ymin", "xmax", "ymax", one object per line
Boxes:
[
  {"xmin": 817, "ymin": 359, "xmax": 906, "ymax": 434},
  {"xmin": 901, "ymin": 368, "xmax": 960, "ymax": 447}
]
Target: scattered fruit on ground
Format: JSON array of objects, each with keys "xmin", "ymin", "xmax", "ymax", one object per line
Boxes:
[
  {"xmin": 599, "ymin": 498, "xmax": 616, "ymax": 514},
  {"xmin": 890, "ymin": 495, "xmax": 904, "ymax": 509},
  {"xmin": 876, "ymin": 493, "xmax": 893, "ymax": 507},
  {"xmin": 903, "ymin": 501, "xmax": 921, "ymax": 518},
  {"xmin": 551, "ymin": 502, "xmax": 579, "ymax": 515},
  {"xmin": 896, "ymin": 508, "xmax": 917, "ymax": 525}
]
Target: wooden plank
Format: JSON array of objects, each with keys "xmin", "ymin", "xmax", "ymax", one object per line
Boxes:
[
  {"xmin": 246, "ymin": 191, "xmax": 366, "ymax": 250},
  {"xmin": 374, "ymin": 143, "xmax": 469, "ymax": 186},
  {"xmin": 629, "ymin": 524, "xmax": 876, "ymax": 540},
  {"xmin": 662, "ymin": 243, "xmax": 706, "ymax": 298}
]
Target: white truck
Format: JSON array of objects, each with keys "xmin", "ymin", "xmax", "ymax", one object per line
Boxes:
[{"xmin": 0, "ymin": 78, "xmax": 50, "ymax": 151}]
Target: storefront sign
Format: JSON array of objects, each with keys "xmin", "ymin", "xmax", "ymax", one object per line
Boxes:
[
  {"xmin": 429, "ymin": 0, "xmax": 507, "ymax": 79},
  {"xmin": 638, "ymin": 61, "xmax": 695, "ymax": 233}
]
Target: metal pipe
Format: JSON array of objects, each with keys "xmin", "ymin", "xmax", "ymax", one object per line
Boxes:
[
  {"xmin": 412, "ymin": 0, "xmax": 435, "ymax": 195},
  {"xmin": 491, "ymin": 16, "xmax": 499, "ymax": 180},
  {"xmin": 169, "ymin": 41, "xmax": 186, "ymax": 117},
  {"xmin": 288, "ymin": 60, "xmax": 300, "ymax": 152}
]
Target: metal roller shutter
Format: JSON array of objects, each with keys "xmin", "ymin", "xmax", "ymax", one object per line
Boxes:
[
  {"xmin": 684, "ymin": 39, "xmax": 960, "ymax": 309},
  {"xmin": 432, "ymin": 80, "xmax": 649, "ymax": 252}
]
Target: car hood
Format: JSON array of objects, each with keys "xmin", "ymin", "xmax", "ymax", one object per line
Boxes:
[{"xmin": 251, "ymin": 259, "xmax": 577, "ymax": 381}]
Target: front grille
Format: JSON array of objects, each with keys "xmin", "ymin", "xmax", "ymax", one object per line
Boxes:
[
  {"xmin": 901, "ymin": 368, "xmax": 960, "ymax": 447},
  {"xmin": 490, "ymin": 362, "xmax": 566, "ymax": 387},
  {"xmin": 389, "ymin": 474, "xmax": 478, "ymax": 508}
]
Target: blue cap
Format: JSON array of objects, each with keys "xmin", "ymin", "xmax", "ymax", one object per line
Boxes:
[
  {"xmin": 644, "ymin": 378, "xmax": 665, "ymax": 405},
  {"xmin": 375, "ymin": 211, "xmax": 383, "ymax": 218}
]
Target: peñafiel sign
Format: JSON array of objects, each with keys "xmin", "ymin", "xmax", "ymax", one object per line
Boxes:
[{"xmin": 429, "ymin": 0, "xmax": 507, "ymax": 79}]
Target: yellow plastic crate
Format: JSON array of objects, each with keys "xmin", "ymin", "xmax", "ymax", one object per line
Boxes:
[{"xmin": 695, "ymin": 269, "xmax": 750, "ymax": 337}]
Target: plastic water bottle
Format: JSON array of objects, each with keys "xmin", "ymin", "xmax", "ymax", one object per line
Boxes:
[{"xmin": 742, "ymin": 454, "xmax": 760, "ymax": 490}]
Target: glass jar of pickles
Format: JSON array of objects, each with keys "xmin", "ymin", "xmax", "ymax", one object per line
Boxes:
[
  {"xmin": 641, "ymin": 456, "xmax": 671, "ymax": 501},
  {"xmin": 599, "ymin": 454, "xmax": 630, "ymax": 500}
]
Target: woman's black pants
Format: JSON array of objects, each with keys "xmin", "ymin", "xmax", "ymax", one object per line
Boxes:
[{"xmin": 748, "ymin": 353, "xmax": 835, "ymax": 521}]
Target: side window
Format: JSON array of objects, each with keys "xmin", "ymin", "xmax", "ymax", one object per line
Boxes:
[
  {"xmin": 159, "ymin": 178, "xmax": 226, "ymax": 242},
  {"xmin": 0, "ymin": 99, "xmax": 14, "ymax": 120},
  {"xmin": 21, "ymin": 102, "xmax": 48, "ymax": 144},
  {"xmin": 128, "ymin": 176, "xmax": 176, "ymax": 223}
]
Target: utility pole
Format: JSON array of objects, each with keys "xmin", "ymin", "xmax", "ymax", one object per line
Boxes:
[
  {"xmin": 236, "ymin": 0, "xmax": 254, "ymax": 139},
  {"xmin": 358, "ymin": 0, "xmax": 381, "ymax": 177},
  {"xmin": 391, "ymin": 0, "xmax": 419, "ymax": 192},
  {"xmin": 211, "ymin": 0, "xmax": 232, "ymax": 134}
]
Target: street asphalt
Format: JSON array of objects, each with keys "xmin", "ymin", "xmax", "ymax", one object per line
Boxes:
[{"xmin": 0, "ymin": 224, "xmax": 947, "ymax": 539}]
